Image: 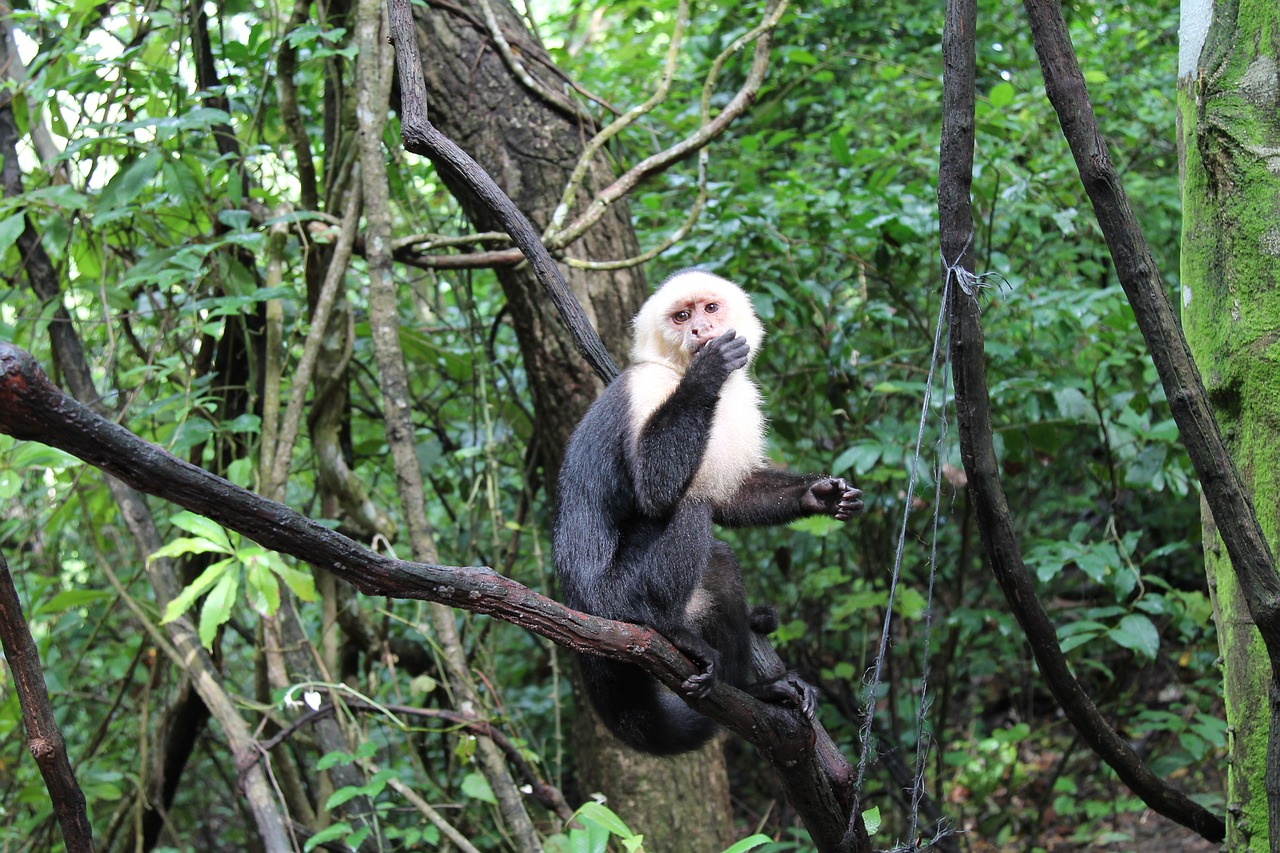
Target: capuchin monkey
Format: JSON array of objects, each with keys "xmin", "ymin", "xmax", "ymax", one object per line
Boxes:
[{"xmin": 553, "ymin": 270, "xmax": 863, "ymax": 755}]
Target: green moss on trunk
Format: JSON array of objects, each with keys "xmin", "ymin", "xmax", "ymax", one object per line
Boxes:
[{"xmin": 1180, "ymin": 0, "xmax": 1280, "ymax": 847}]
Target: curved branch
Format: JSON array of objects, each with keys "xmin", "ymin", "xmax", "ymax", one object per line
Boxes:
[
  {"xmin": 257, "ymin": 700, "xmax": 574, "ymax": 821},
  {"xmin": 470, "ymin": 0, "xmax": 596, "ymax": 125},
  {"xmin": 547, "ymin": 0, "xmax": 789, "ymax": 251},
  {"xmin": 544, "ymin": 0, "xmax": 691, "ymax": 240},
  {"xmin": 0, "ymin": 339, "xmax": 863, "ymax": 852},
  {"xmin": 422, "ymin": 0, "xmax": 621, "ymax": 118},
  {"xmin": 388, "ymin": 0, "xmax": 619, "ymax": 383},
  {"xmin": 940, "ymin": 0, "xmax": 1225, "ymax": 841}
]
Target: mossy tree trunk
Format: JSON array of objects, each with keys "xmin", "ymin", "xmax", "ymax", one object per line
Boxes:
[{"xmin": 1178, "ymin": 0, "xmax": 1280, "ymax": 847}]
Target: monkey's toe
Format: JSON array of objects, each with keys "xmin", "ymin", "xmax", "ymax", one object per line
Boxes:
[
  {"xmin": 792, "ymin": 676, "xmax": 819, "ymax": 722},
  {"xmin": 682, "ymin": 666, "xmax": 717, "ymax": 699}
]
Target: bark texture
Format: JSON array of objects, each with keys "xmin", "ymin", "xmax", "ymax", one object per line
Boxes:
[
  {"xmin": 413, "ymin": 0, "xmax": 642, "ymax": 451},
  {"xmin": 409, "ymin": 3, "xmax": 738, "ymax": 849},
  {"xmin": 1179, "ymin": 0, "xmax": 1280, "ymax": 846}
]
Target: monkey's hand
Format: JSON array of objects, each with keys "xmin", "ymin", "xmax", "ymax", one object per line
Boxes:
[
  {"xmin": 801, "ymin": 476, "xmax": 864, "ymax": 521},
  {"xmin": 687, "ymin": 330, "xmax": 749, "ymax": 387}
]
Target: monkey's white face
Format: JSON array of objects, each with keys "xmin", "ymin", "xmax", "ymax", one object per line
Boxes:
[
  {"xmin": 667, "ymin": 294, "xmax": 731, "ymax": 353},
  {"xmin": 631, "ymin": 270, "xmax": 764, "ymax": 370}
]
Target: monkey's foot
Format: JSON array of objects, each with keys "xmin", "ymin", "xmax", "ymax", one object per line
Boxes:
[
  {"xmin": 749, "ymin": 673, "xmax": 819, "ymax": 723},
  {"xmin": 682, "ymin": 664, "xmax": 718, "ymax": 699}
]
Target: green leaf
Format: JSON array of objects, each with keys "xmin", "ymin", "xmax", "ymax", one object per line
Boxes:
[
  {"xmin": 0, "ymin": 213, "xmax": 25, "ymax": 257},
  {"xmin": 720, "ymin": 835, "xmax": 773, "ymax": 853},
  {"xmin": 96, "ymin": 153, "xmax": 161, "ymax": 215},
  {"xmin": 784, "ymin": 47, "xmax": 819, "ymax": 65},
  {"xmin": 325, "ymin": 785, "xmax": 362, "ymax": 810},
  {"xmin": 168, "ymin": 512, "xmax": 234, "ymax": 550},
  {"xmin": 304, "ymin": 821, "xmax": 351, "ymax": 852},
  {"xmin": 461, "ymin": 771, "xmax": 497, "ymax": 805},
  {"xmin": 35, "ymin": 589, "xmax": 111, "ymax": 615},
  {"xmin": 830, "ymin": 131, "xmax": 854, "ymax": 168},
  {"xmin": 862, "ymin": 805, "xmax": 882, "ymax": 834},
  {"xmin": 148, "ymin": 536, "xmax": 233, "ymax": 562},
  {"xmin": 316, "ymin": 750, "xmax": 354, "ymax": 771},
  {"xmin": 1052, "ymin": 386, "xmax": 1089, "ymax": 420},
  {"xmin": 1109, "ymin": 613, "xmax": 1159, "ymax": 659},
  {"xmin": 246, "ymin": 560, "xmax": 281, "ymax": 616},
  {"xmin": 832, "ymin": 441, "xmax": 882, "ymax": 476},
  {"xmin": 789, "ymin": 515, "xmax": 843, "ymax": 537},
  {"xmin": 160, "ymin": 559, "xmax": 235, "ymax": 623},
  {"xmin": 989, "ymin": 82, "xmax": 1016, "ymax": 108},
  {"xmin": 197, "ymin": 572, "xmax": 239, "ymax": 648},
  {"xmin": 575, "ymin": 801, "xmax": 632, "ymax": 837},
  {"xmin": 270, "ymin": 560, "xmax": 319, "ymax": 602}
]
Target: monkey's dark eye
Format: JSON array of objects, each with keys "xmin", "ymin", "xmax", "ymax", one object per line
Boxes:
[
  {"xmin": 673, "ymin": 310, "xmax": 691, "ymax": 323},
  {"xmin": 705, "ymin": 302, "xmax": 719, "ymax": 313}
]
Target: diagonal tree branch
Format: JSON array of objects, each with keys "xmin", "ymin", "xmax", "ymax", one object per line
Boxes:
[
  {"xmin": 1021, "ymin": 0, "xmax": 1280, "ymax": 660},
  {"xmin": 0, "ymin": 338, "xmax": 866, "ymax": 848},
  {"xmin": 388, "ymin": 0, "xmax": 619, "ymax": 383},
  {"xmin": 1025, "ymin": 0, "xmax": 1280, "ymax": 835},
  {"xmin": 939, "ymin": 0, "xmax": 1226, "ymax": 841}
]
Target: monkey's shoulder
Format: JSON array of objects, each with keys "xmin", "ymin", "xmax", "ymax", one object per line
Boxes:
[{"xmin": 620, "ymin": 362, "xmax": 684, "ymax": 434}]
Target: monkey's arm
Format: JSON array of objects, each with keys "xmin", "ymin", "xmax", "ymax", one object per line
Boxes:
[
  {"xmin": 713, "ymin": 469, "xmax": 863, "ymax": 528},
  {"xmin": 628, "ymin": 332, "xmax": 749, "ymax": 515}
]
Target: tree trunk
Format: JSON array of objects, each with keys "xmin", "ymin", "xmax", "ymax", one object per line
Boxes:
[
  {"xmin": 1178, "ymin": 0, "xmax": 1280, "ymax": 847},
  {"xmin": 411, "ymin": 4, "xmax": 738, "ymax": 850}
]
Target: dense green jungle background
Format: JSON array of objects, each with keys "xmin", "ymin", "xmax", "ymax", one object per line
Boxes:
[{"xmin": 0, "ymin": 0, "xmax": 1224, "ymax": 850}]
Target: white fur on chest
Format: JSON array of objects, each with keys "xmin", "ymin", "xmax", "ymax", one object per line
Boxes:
[{"xmin": 626, "ymin": 363, "xmax": 765, "ymax": 505}]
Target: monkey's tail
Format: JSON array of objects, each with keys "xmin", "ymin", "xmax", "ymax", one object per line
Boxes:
[{"xmin": 578, "ymin": 656, "xmax": 717, "ymax": 755}]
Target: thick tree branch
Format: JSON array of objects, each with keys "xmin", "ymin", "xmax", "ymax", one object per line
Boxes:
[
  {"xmin": 939, "ymin": 0, "xmax": 1225, "ymax": 841},
  {"xmin": 1038, "ymin": 0, "xmax": 1280, "ymax": 829},
  {"xmin": 0, "ymin": 553, "xmax": 94, "ymax": 852},
  {"xmin": 1025, "ymin": 0, "xmax": 1280, "ymax": 836},
  {"xmin": 0, "ymin": 340, "xmax": 863, "ymax": 851},
  {"xmin": 388, "ymin": 0, "xmax": 618, "ymax": 383},
  {"xmin": 1021, "ymin": 0, "xmax": 1280, "ymax": 660}
]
